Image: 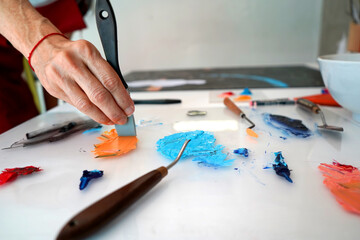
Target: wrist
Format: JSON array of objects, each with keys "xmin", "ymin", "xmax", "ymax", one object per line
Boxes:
[{"xmin": 29, "ymin": 32, "xmax": 69, "ymax": 71}]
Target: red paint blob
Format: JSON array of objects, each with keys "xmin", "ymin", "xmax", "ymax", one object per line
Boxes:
[{"xmin": 0, "ymin": 166, "xmax": 42, "ymax": 185}]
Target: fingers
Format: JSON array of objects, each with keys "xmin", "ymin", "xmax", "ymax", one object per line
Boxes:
[
  {"xmin": 78, "ymin": 41, "xmax": 135, "ymax": 116},
  {"xmin": 31, "ymin": 38, "xmax": 135, "ymax": 125},
  {"xmin": 67, "ymin": 61, "xmax": 129, "ymax": 125},
  {"xmin": 63, "ymin": 80, "xmax": 113, "ymax": 125}
]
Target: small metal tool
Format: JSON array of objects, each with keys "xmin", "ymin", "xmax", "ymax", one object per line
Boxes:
[
  {"xmin": 296, "ymin": 98, "xmax": 344, "ymax": 132},
  {"xmin": 96, "ymin": 0, "xmax": 136, "ymax": 136},
  {"xmin": 224, "ymin": 97, "xmax": 258, "ymax": 137},
  {"xmin": 56, "ymin": 139, "xmax": 191, "ymax": 240}
]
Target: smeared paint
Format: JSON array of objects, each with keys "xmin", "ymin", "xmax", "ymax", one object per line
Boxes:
[
  {"xmin": 319, "ymin": 161, "xmax": 360, "ymax": 215},
  {"xmin": 79, "ymin": 170, "xmax": 104, "ymax": 190},
  {"xmin": 280, "ymin": 136, "xmax": 287, "ymax": 140},
  {"xmin": 240, "ymin": 88, "xmax": 252, "ymax": 95},
  {"xmin": 234, "ymin": 148, "xmax": 249, "ymax": 157},
  {"xmin": 82, "ymin": 125, "xmax": 102, "ymax": 134},
  {"xmin": 0, "ymin": 166, "xmax": 42, "ymax": 185},
  {"xmin": 156, "ymin": 130, "xmax": 234, "ymax": 167},
  {"xmin": 272, "ymin": 151, "xmax": 293, "ymax": 183},
  {"xmin": 263, "ymin": 113, "xmax": 311, "ymax": 138},
  {"xmin": 137, "ymin": 119, "xmax": 163, "ymax": 127},
  {"xmin": 234, "ymin": 95, "xmax": 252, "ymax": 102},
  {"xmin": 218, "ymin": 91, "xmax": 234, "ymax": 98},
  {"xmin": 246, "ymin": 128, "xmax": 259, "ymax": 138},
  {"xmin": 92, "ymin": 129, "xmax": 138, "ymax": 158},
  {"xmin": 201, "ymin": 73, "xmax": 288, "ymax": 87},
  {"xmin": 146, "ymin": 86, "xmax": 162, "ymax": 91},
  {"xmin": 321, "ymin": 88, "xmax": 329, "ymax": 94},
  {"xmin": 331, "ymin": 160, "xmax": 357, "ymax": 172}
]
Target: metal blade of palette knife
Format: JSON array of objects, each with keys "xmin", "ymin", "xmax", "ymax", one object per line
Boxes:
[{"xmin": 95, "ymin": 0, "xmax": 136, "ymax": 136}]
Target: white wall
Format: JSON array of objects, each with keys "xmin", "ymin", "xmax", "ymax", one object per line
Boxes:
[{"xmin": 73, "ymin": 0, "xmax": 323, "ymax": 74}]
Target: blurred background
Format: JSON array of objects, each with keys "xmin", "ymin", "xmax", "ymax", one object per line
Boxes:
[{"xmin": 72, "ymin": 0, "xmax": 349, "ymax": 74}]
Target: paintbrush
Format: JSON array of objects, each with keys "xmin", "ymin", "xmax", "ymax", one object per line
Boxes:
[
  {"xmin": 224, "ymin": 97, "xmax": 258, "ymax": 138},
  {"xmin": 96, "ymin": 0, "xmax": 136, "ymax": 136},
  {"xmin": 56, "ymin": 139, "xmax": 191, "ymax": 240}
]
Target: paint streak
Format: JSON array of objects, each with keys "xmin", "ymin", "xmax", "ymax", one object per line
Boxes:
[
  {"xmin": 79, "ymin": 170, "xmax": 104, "ymax": 190},
  {"xmin": 137, "ymin": 119, "xmax": 163, "ymax": 127},
  {"xmin": 234, "ymin": 95, "xmax": 252, "ymax": 102},
  {"xmin": 0, "ymin": 166, "xmax": 42, "ymax": 185},
  {"xmin": 263, "ymin": 113, "xmax": 311, "ymax": 138},
  {"xmin": 240, "ymin": 88, "xmax": 252, "ymax": 95},
  {"xmin": 83, "ymin": 125, "xmax": 102, "ymax": 134},
  {"xmin": 156, "ymin": 130, "xmax": 234, "ymax": 167},
  {"xmin": 92, "ymin": 129, "xmax": 138, "ymax": 158},
  {"xmin": 272, "ymin": 151, "xmax": 293, "ymax": 183},
  {"xmin": 218, "ymin": 91, "xmax": 235, "ymax": 98},
  {"xmin": 234, "ymin": 148, "xmax": 249, "ymax": 157},
  {"xmin": 201, "ymin": 73, "xmax": 288, "ymax": 87},
  {"xmin": 246, "ymin": 128, "xmax": 259, "ymax": 138},
  {"xmin": 319, "ymin": 161, "xmax": 360, "ymax": 215}
]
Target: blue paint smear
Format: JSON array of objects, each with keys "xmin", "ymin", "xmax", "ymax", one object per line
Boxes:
[
  {"xmin": 240, "ymin": 88, "xmax": 252, "ymax": 95},
  {"xmin": 79, "ymin": 170, "xmax": 104, "ymax": 190},
  {"xmin": 201, "ymin": 73, "xmax": 288, "ymax": 87},
  {"xmin": 234, "ymin": 148, "xmax": 249, "ymax": 157},
  {"xmin": 263, "ymin": 113, "xmax": 312, "ymax": 138},
  {"xmin": 156, "ymin": 130, "xmax": 234, "ymax": 167},
  {"xmin": 272, "ymin": 152, "xmax": 293, "ymax": 183},
  {"xmin": 279, "ymin": 136, "xmax": 287, "ymax": 140},
  {"xmin": 82, "ymin": 126, "xmax": 102, "ymax": 134}
]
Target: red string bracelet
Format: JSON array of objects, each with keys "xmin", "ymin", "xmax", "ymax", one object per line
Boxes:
[{"xmin": 27, "ymin": 32, "xmax": 68, "ymax": 71}]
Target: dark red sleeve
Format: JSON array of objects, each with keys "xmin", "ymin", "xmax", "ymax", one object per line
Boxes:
[{"xmin": 0, "ymin": 0, "xmax": 86, "ymax": 46}]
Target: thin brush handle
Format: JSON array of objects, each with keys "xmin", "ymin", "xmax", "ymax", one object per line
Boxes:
[
  {"xmin": 224, "ymin": 97, "xmax": 244, "ymax": 117},
  {"xmin": 296, "ymin": 98, "xmax": 320, "ymax": 114},
  {"xmin": 56, "ymin": 167, "xmax": 168, "ymax": 240}
]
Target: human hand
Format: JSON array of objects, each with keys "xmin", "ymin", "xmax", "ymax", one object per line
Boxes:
[{"xmin": 30, "ymin": 35, "xmax": 134, "ymax": 125}]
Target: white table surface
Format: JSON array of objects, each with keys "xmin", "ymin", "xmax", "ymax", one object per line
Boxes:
[{"xmin": 1, "ymin": 88, "xmax": 360, "ymax": 240}]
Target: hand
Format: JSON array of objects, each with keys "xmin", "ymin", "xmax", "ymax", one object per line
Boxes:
[{"xmin": 30, "ymin": 35, "xmax": 134, "ymax": 125}]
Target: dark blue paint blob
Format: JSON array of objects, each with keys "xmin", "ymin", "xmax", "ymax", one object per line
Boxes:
[
  {"xmin": 156, "ymin": 130, "xmax": 234, "ymax": 167},
  {"xmin": 279, "ymin": 136, "xmax": 287, "ymax": 140},
  {"xmin": 234, "ymin": 148, "xmax": 249, "ymax": 157},
  {"xmin": 263, "ymin": 113, "xmax": 311, "ymax": 138},
  {"xmin": 272, "ymin": 152, "xmax": 292, "ymax": 183},
  {"xmin": 240, "ymin": 88, "xmax": 252, "ymax": 95},
  {"xmin": 79, "ymin": 170, "xmax": 104, "ymax": 190}
]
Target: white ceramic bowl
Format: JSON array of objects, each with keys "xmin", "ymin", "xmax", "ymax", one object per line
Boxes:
[{"xmin": 318, "ymin": 53, "xmax": 360, "ymax": 122}]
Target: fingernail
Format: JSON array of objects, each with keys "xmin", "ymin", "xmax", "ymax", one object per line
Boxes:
[{"xmin": 124, "ymin": 105, "xmax": 134, "ymax": 116}]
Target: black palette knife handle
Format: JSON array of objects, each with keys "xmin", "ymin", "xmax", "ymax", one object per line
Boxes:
[{"xmin": 95, "ymin": 0, "xmax": 128, "ymax": 89}]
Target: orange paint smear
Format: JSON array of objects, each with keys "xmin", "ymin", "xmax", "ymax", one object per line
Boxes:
[
  {"xmin": 234, "ymin": 95, "xmax": 252, "ymax": 102},
  {"xmin": 319, "ymin": 161, "xmax": 360, "ymax": 215},
  {"xmin": 92, "ymin": 129, "xmax": 138, "ymax": 158},
  {"xmin": 246, "ymin": 128, "xmax": 258, "ymax": 138},
  {"xmin": 146, "ymin": 86, "xmax": 162, "ymax": 91}
]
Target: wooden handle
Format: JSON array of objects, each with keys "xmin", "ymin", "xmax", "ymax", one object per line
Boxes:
[
  {"xmin": 56, "ymin": 167, "xmax": 168, "ymax": 240},
  {"xmin": 296, "ymin": 98, "xmax": 320, "ymax": 114},
  {"xmin": 224, "ymin": 97, "xmax": 244, "ymax": 116}
]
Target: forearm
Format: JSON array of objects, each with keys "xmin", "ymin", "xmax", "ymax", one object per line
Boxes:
[{"xmin": 0, "ymin": 0, "xmax": 60, "ymax": 56}]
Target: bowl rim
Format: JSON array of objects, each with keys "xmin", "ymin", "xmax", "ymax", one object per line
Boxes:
[{"xmin": 318, "ymin": 53, "xmax": 360, "ymax": 63}]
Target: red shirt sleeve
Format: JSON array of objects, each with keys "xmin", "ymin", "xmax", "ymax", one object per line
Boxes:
[{"xmin": 0, "ymin": 0, "xmax": 86, "ymax": 46}]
